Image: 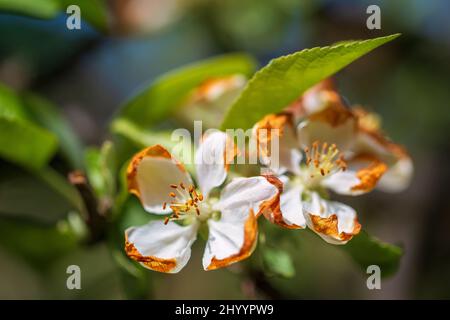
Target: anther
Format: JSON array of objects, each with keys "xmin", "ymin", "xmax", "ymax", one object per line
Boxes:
[
  {"xmin": 305, "ymin": 141, "xmax": 347, "ymax": 177},
  {"xmin": 163, "ymin": 183, "xmax": 205, "ymax": 224},
  {"xmin": 321, "ymin": 142, "xmax": 328, "ymax": 154}
]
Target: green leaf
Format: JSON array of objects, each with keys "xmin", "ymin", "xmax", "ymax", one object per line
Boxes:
[
  {"xmin": 111, "ymin": 118, "xmax": 198, "ymax": 174},
  {"xmin": 0, "ymin": 164, "xmax": 75, "ymax": 223},
  {"xmin": 0, "ymin": 216, "xmax": 78, "ymax": 269},
  {"xmin": 112, "ymin": 160, "xmax": 131, "ymax": 218},
  {"xmin": 0, "ymin": 84, "xmax": 28, "ymax": 120},
  {"xmin": 111, "ymin": 118, "xmax": 176, "ymax": 149},
  {"xmin": 112, "ymin": 248, "xmax": 153, "ymax": 299},
  {"xmin": 117, "ymin": 53, "xmax": 256, "ymax": 128},
  {"xmin": 114, "ymin": 119, "xmax": 199, "ymax": 177},
  {"xmin": 22, "ymin": 93, "xmax": 84, "ymax": 169},
  {"xmin": 0, "ymin": 85, "xmax": 59, "ymax": 170},
  {"xmin": 0, "ymin": 0, "xmax": 60, "ymax": 19},
  {"xmin": 262, "ymin": 247, "xmax": 295, "ymax": 278},
  {"xmin": 221, "ymin": 34, "xmax": 400, "ymax": 130},
  {"xmin": 0, "ymin": 117, "xmax": 58, "ymax": 170},
  {"xmin": 341, "ymin": 231, "xmax": 403, "ymax": 278}
]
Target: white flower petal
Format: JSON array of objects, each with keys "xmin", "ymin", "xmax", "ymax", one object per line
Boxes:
[
  {"xmin": 353, "ymin": 129, "xmax": 413, "ymax": 193},
  {"xmin": 322, "ymin": 171, "xmax": 363, "ymax": 195},
  {"xmin": 261, "ymin": 183, "xmax": 306, "ymax": 229},
  {"xmin": 278, "ymin": 144, "xmax": 303, "ymax": 175},
  {"xmin": 278, "ymin": 174, "xmax": 290, "ymax": 185},
  {"xmin": 252, "ymin": 113, "xmax": 301, "ymax": 174},
  {"xmin": 301, "ymin": 87, "xmax": 336, "ymax": 116},
  {"xmin": 322, "ymin": 154, "xmax": 388, "ymax": 196},
  {"xmin": 279, "ymin": 185, "xmax": 306, "ymax": 228},
  {"xmin": 286, "ymin": 78, "xmax": 337, "ymax": 120},
  {"xmin": 297, "ymin": 106, "xmax": 357, "ymax": 152},
  {"xmin": 202, "ymin": 207, "xmax": 257, "ymax": 270},
  {"xmin": 354, "ymin": 130, "xmax": 392, "ymax": 158},
  {"xmin": 127, "ymin": 145, "xmax": 193, "ymax": 214},
  {"xmin": 125, "ymin": 220, "xmax": 198, "ymax": 273},
  {"xmin": 377, "ymin": 157, "xmax": 413, "ymax": 192},
  {"xmin": 214, "ymin": 176, "xmax": 278, "ymax": 214},
  {"xmin": 195, "ymin": 131, "xmax": 234, "ymax": 198},
  {"xmin": 303, "ymin": 192, "xmax": 361, "ymax": 245}
]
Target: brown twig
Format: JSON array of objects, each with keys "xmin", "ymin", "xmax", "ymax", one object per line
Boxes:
[{"xmin": 68, "ymin": 170, "xmax": 107, "ymax": 244}]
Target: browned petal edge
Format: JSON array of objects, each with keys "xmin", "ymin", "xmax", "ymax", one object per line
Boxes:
[
  {"xmin": 350, "ymin": 153, "xmax": 388, "ymax": 193},
  {"xmin": 353, "ymin": 106, "xmax": 410, "ymax": 161},
  {"xmin": 125, "ymin": 231, "xmax": 177, "ymax": 273},
  {"xmin": 189, "ymin": 75, "xmax": 244, "ymax": 103},
  {"xmin": 253, "ymin": 112, "xmax": 294, "ymax": 159},
  {"xmin": 223, "ymin": 134, "xmax": 239, "ymax": 171},
  {"xmin": 361, "ymin": 127, "xmax": 410, "ymax": 160},
  {"xmin": 309, "ymin": 214, "xmax": 361, "ymax": 242},
  {"xmin": 286, "ymin": 78, "xmax": 337, "ymax": 118},
  {"xmin": 297, "ymin": 80, "xmax": 355, "ymax": 128},
  {"xmin": 260, "ymin": 175, "xmax": 303, "ymax": 229},
  {"xmin": 126, "ymin": 144, "xmax": 186, "ymax": 199},
  {"xmin": 206, "ymin": 209, "xmax": 258, "ymax": 270},
  {"xmin": 309, "ymin": 95, "xmax": 356, "ymax": 128}
]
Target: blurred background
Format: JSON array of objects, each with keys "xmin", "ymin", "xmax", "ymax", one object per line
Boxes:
[{"xmin": 0, "ymin": 0, "xmax": 449, "ymax": 299}]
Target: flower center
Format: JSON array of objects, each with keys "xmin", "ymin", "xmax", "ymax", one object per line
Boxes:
[
  {"xmin": 163, "ymin": 182, "xmax": 204, "ymax": 224},
  {"xmin": 303, "ymin": 141, "xmax": 347, "ymax": 179}
]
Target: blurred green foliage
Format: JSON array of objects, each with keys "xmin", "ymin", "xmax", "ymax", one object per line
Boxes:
[
  {"xmin": 0, "ymin": 84, "xmax": 58, "ymax": 170},
  {"xmin": 117, "ymin": 53, "xmax": 256, "ymax": 128},
  {"xmin": 262, "ymin": 247, "xmax": 296, "ymax": 278},
  {"xmin": 0, "ymin": 0, "xmax": 448, "ymax": 300},
  {"xmin": 342, "ymin": 231, "xmax": 403, "ymax": 278},
  {"xmin": 0, "ymin": 0, "xmax": 108, "ymax": 31}
]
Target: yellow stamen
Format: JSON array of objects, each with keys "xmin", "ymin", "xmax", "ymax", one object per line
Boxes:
[
  {"xmin": 304, "ymin": 141, "xmax": 347, "ymax": 178},
  {"xmin": 162, "ymin": 182, "xmax": 204, "ymax": 223}
]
